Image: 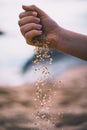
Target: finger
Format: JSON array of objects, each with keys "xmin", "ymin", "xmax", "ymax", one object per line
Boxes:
[
  {"xmin": 25, "ymin": 30, "xmax": 42, "ymax": 40},
  {"xmin": 22, "ymin": 5, "xmax": 47, "ymax": 17},
  {"xmin": 19, "ymin": 11, "xmax": 37, "ymax": 18},
  {"xmin": 18, "ymin": 16, "xmax": 40, "ymax": 26},
  {"xmin": 20, "ymin": 23, "xmax": 42, "ymax": 35}
]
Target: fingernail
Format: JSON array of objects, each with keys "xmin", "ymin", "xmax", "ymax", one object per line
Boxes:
[
  {"xmin": 36, "ymin": 18, "xmax": 40, "ymax": 22},
  {"xmin": 38, "ymin": 30, "xmax": 42, "ymax": 34},
  {"xmin": 38, "ymin": 24, "xmax": 42, "ymax": 29},
  {"xmin": 32, "ymin": 11, "xmax": 37, "ymax": 16}
]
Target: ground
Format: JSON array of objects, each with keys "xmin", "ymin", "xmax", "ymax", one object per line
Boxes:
[{"xmin": 0, "ymin": 65, "xmax": 87, "ymax": 130}]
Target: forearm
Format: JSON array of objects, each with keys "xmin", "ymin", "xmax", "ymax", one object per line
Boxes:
[{"xmin": 58, "ymin": 27, "xmax": 87, "ymax": 60}]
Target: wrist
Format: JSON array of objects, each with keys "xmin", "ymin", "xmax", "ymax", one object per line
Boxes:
[{"xmin": 55, "ymin": 26, "xmax": 63, "ymax": 51}]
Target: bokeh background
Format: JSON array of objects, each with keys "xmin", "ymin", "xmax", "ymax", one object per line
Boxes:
[{"xmin": 0, "ymin": 0, "xmax": 87, "ymax": 130}]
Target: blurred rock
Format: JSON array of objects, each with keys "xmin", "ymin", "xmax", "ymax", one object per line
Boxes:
[{"xmin": 0, "ymin": 30, "xmax": 4, "ymax": 35}]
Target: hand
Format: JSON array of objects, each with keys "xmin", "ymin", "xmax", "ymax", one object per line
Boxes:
[{"xmin": 18, "ymin": 5, "xmax": 61, "ymax": 49}]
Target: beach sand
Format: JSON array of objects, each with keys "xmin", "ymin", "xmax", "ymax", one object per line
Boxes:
[{"xmin": 0, "ymin": 64, "xmax": 87, "ymax": 130}]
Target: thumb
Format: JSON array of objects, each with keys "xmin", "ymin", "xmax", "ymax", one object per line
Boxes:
[{"xmin": 22, "ymin": 5, "xmax": 47, "ymax": 17}]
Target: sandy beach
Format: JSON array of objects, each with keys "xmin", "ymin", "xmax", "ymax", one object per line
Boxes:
[{"xmin": 0, "ymin": 64, "xmax": 87, "ymax": 130}]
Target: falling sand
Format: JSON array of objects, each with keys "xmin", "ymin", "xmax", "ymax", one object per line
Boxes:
[{"xmin": 32, "ymin": 43, "xmax": 60, "ymax": 129}]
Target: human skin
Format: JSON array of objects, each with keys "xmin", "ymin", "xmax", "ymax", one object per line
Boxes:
[{"xmin": 18, "ymin": 5, "xmax": 87, "ymax": 61}]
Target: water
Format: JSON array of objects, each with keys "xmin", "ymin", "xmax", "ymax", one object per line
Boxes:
[{"xmin": 0, "ymin": 0, "xmax": 87, "ymax": 86}]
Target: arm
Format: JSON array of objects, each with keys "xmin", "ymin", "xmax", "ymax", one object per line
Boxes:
[
  {"xmin": 18, "ymin": 5, "xmax": 87, "ymax": 61},
  {"xmin": 58, "ymin": 27, "xmax": 87, "ymax": 60}
]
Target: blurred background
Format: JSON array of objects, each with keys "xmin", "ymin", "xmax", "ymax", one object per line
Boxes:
[
  {"xmin": 0, "ymin": 0, "xmax": 87, "ymax": 86},
  {"xmin": 0, "ymin": 1, "xmax": 87, "ymax": 130}
]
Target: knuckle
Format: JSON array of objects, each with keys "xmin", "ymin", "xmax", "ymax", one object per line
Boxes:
[
  {"xmin": 31, "ymin": 4, "xmax": 36, "ymax": 8},
  {"xmin": 18, "ymin": 20, "xmax": 22, "ymax": 26},
  {"xmin": 20, "ymin": 26, "xmax": 25, "ymax": 32},
  {"xmin": 19, "ymin": 13, "xmax": 23, "ymax": 18},
  {"xmin": 25, "ymin": 33, "xmax": 29, "ymax": 39},
  {"xmin": 26, "ymin": 39, "xmax": 31, "ymax": 45}
]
